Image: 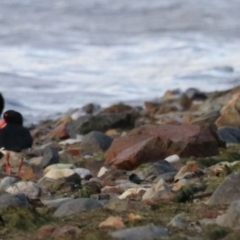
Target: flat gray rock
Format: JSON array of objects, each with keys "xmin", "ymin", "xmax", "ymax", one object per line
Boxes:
[
  {"xmin": 0, "ymin": 176, "xmax": 20, "ymax": 191},
  {"xmin": 53, "ymin": 198, "xmax": 103, "ymax": 217},
  {"xmin": 143, "ymin": 160, "xmax": 177, "ymax": 180},
  {"xmin": 81, "ymin": 131, "xmax": 113, "ymax": 153},
  {"xmin": 66, "ymin": 113, "xmax": 135, "ymax": 136},
  {"xmin": 0, "ymin": 193, "xmax": 30, "ymax": 210},
  {"xmin": 217, "ymin": 200, "xmax": 240, "ymax": 229},
  {"xmin": 218, "ymin": 126, "xmax": 240, "ymax": 143},
  {"xmin": 41, "ymin": 197, "xmax": 74, "ymax": 208},
  {"xmin": 110, "ymin": 224, "xmax": 169, "ymax": 240},
  {"xmin": 208, "ymin": 172, "xmax": 240, "ymax": 205},
  {"xmin": 41, "ymin": 147, "xmax": 59, "ymax": 168}
]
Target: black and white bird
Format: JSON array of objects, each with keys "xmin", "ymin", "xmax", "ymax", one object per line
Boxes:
[{"xmin": 0, "ymin": 110, "xmax": 33, "ymax": 175}]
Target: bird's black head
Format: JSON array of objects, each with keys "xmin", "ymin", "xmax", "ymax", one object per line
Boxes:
[
  {"xmin": 2, "ymin": 110, "xmax": 23, "ymax": 126},
  {"xmin": 0, "ymin": 94, "xmax": 4, "ymax": 116}
]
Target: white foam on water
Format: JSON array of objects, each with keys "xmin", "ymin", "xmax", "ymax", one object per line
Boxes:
[{"xmin": 0, "ymin": 0, "xmax": 240, "ymax": 124}]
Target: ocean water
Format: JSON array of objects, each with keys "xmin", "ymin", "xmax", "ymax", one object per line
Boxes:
[{"xmin": 0, "ymin": 0, "xmax": 240, "ymax": 124}]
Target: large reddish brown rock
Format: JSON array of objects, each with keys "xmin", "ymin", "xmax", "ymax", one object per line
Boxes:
[{"xmin": 105, "ymin": 124, "xmax": 224, "ymax": 170}]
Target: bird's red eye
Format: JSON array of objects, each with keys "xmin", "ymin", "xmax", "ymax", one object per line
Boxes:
[{"xmin": 4, "ymin": 113, "xmax": 8, "ymax": 117}]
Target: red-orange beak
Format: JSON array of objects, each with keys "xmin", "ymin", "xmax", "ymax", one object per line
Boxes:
[{"xmin": 0, "ymin": 119, "xmax": 6, "ymax": 129}]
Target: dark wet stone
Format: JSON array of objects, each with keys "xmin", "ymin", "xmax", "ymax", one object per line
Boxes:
[
  {"xmin": 110, "ymin": 224, "xmax": 169, "ymax": 240},
  {"xmin": 53, "ymin": 198, "xmax": 103, "ymax": 217},
  {"xmin": 218, "ymin": 126, "xmax": 240, "ymax": 143},
  {"xmin": 129, "ymin": 173, "xmax": 142, "ymax": 184},
  {"xmin": 185, "ymin": 88, "xmax": 207, "ymax": 101},
  {"xmin": 41, "ymin": 147, "xmax": 59, "ymax": 168},
  {"xmin": 81, "ymin": 131, "xmax": 113, "ymax": 153},
  {"xmin": 90, "ymin": 193, "xmax": 111, "ymax": 201},
  {"xmin": 66, "ymin": 113, "xmax": 135, "ymax": 136},
  {"xmin": 143, "ymin": 160, "xmax": 177, "ymax": 180}
]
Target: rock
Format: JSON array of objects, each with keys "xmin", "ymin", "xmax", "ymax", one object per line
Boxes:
[
  {"xmin": 35, "ymin": 225, "xmax": 57, "ymax": 239},
  {"xmin": 44, "ymin": 169, "xmax": 75, "ymax": 179},
  {"xmin": 99, "ymin": 169, "xmax": 128, "ymax": 181},
  {"xmin": 51, "ymin": 225, "xmax": 82, "ymax": 238},
  {"xmin": 174, "ymin": 161, "xmax": 198, "ymax": 181},
  {"xmin": 119, "ymin": 188, "xmax": 146, "ymax": 200},
  {"xmin": 29, "ymin": 157, "xmax": 43, "ymax": 167},
  {"xmin": 110, "ymin": 224, "xmax": 169, "ymax": 240},
  {"xmin": 58, "ymin": 151, "xmax": 75, "ymax": 164},
  {"xmin": 20, "ymin": 165, "xmax": 41, "ymax": 181},
  {"xmin": 99, "ymin": 216, "xmax": 124, "ymax": 229},
  {"xmin": 46, "ymin": 123, "xmax": 69, "ymax": 140},
  {"xmin": 36, "ymin": 147, "xmax": 59, "ymax": 168},
  {"xmin": 162, "ymin": 89, "xmax": 181, "ymax": 100},
  {"xmin": 144, "ymin": 101, "xmax": 180, "ymax": 115},
  {"xmin": 153, "ymin": 172, "xmax": 177, "ymax": 183},
  {"xmin": 82, "ymin": 103, "xmax": 100, "ymax": 114},
  {"xmin": 143, "ymin": 160, "xmax": 177, "ymax": 180},
  {"xmin": 101, "ymin": 181, "xmax": 140, "ymax": 195},
  {"xmin": 128, "ymin": 213, "xmax": 142, "ymax": 221},
  {"xmin": 206, "ymin": 161, "xmax": 232, "ymax": 176},
  {"xmin": 0, "ymin": 194, "xmax": 30, "ymax": 209},
  {"xmin": 216, "ymin": 200, "xmax": 240, "ymax": 229},
  {"xmin": 66, "ymin": 113, "xmax": 135, "ymax": 137},
  {"xmin": 97, "ymin": 166, "xmax": 110, "ymax": 178},
  {"xmin": 165, "ymin": 154, "xmax": 180, "ymax": 163},
  {"xmin": 35, "ymin": 225, "xmax": 81, "ymax": 239},
  {"xmin": 74, "ymin": 168, "xmax": 92, "ymax": 179},
  {"xmin": 6, "ymin": 181, "xmax": 41, "ymax": 199},
  {"xmin": 65, "ymin": 148, "xmax": 81, "ymax": 157},
  {"xmin": 105, "ymin": 198, "xmax": 129, "ymax": 212},
  {"xmin": 43, "ymin": 163, "xmax": 74, "ymax": 174},
  {"xmin": 53, "ymin": 198, "xmax": 103, "ymax": 217},
  {"xmin": 56, "ymin": 115, "xmax": 72, "ymax": 125},
  {"xmin": 171, "ymin": 178, "xmax": 189, "ymax": 191},
  {"xmin": 38, "ymin": 173, "xmax": 81, "ymax": 193},
  {"xmin": 191, "ymin": 111, "xmax": 220, "ymax": 125},
  {"xmin": 105, "ymin": 124, "xmax": 223, "ymax": 170},
  {"xmin": 41, "ymin": 197, "xmax": 74, "ymax": 208},
  {"xmin": 80, "ymin": 181, "xmax": 102, "ymax": 197},
  {"xmin": 59, "ymin": 137, "xmax": 82, "ymax": 146},
  {"xmin": 184, "ymin": 88, "xmax": 207, "ymax": 101},
  {"xmin": 218, "ymin": 126, "xmax": 240, "ymax": 143},
  {"xmin": 142, "ymin": 179, "xmax": 174, "ymax": 201},
  {"xmin": 216, "ymin": 91, "xmax": 240, "ymax": 127},
  {"xmin": 207, "ymin": 172, "xmax": 240, "ymax": 205},
  {"xmin": 180, "ymin": 93, "xmax": 192, "ymax": 110},
  {"xmin": 0, "ymin": 176, "xmax": 20, "ymax": 191},
  {"xmin": 168, "ymin": 214, "xmax": 190, "ymax": 228},
  {"xmin": 100, "ymin": 104, "xmax": 135, "ymax": 114},
  {"xmin": 81, "ymin": 131, "xmax": 113, "ymax": 153},
  {"xmin": 129, "ymin": 173, "xmax": 143, "ymax": 184}
]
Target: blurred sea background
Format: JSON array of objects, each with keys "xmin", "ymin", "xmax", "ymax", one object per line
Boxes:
[{"xmin": 0, "ymin": 0, "xmax": 240, "ymax": 124}]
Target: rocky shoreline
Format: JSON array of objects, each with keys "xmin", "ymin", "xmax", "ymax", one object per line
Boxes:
[{"xmin": 1, "ymin": 86, "xmax": 240, "ymax": 239}]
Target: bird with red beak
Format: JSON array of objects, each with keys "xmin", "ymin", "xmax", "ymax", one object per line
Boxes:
[{"xmin": 0, "ymin": 110, "xmax": 33, "ymax": 176}]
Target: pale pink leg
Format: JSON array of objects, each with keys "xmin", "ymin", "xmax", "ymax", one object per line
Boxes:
[
  {"xmin": 5, "ymin": 152, "xmax": 11, "ymax": 175},
  {"xmin": 16, "ymin": 159, "xmax": 23, "ymax": 176}
]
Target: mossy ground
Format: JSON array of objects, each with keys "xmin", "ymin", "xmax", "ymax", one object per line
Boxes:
[
  {"xmin": 1, "ymin": 145, "xmax": 240, "ymax": 239},
  {"xmin": 0, "ymin": 200, "xmax": 230, "ymax": 240}
]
